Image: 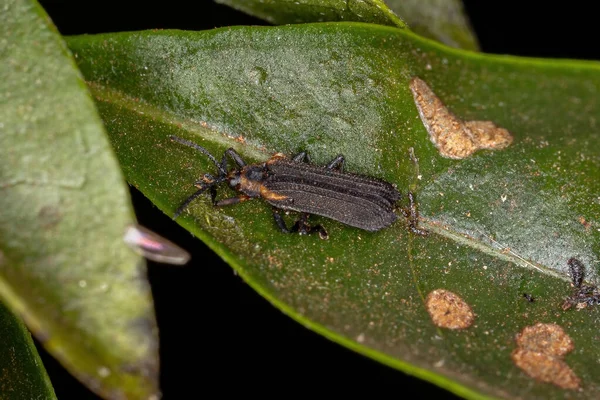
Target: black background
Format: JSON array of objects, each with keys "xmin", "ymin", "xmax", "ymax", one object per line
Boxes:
[{"xmin": 31, "ymin": 1, "xmax": 600, "ymax": 398}]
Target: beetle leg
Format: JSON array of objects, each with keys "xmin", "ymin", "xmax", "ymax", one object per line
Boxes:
[
  {"xmin": 292, "ymin": 151, "xmax": 307, "ymax": 162},
  {"xmin": 272, "ymin": 209, "xmax": 291, "ymax": 233},
  {"xmin": 224, "ymin": 148, "xmax": 246, "ymax": 168},
  {"xmin": 219, "ymin": 154, "xmax": 228, "ymax": 175},
  {"xmin": 401, "ymin": 191, "xmax": 429, "ymax": 236},
  {"xmin": 291, "ymin": 213, "xmax": 329, "ymax": 239},
  {"xmin": 326, "ymin": 155, "xmax": 345, "ymax": 172},
  {"xmin": 214, "ymin": 194, "xmax": 251, "ymax": 207},
  {"xmin": 209, "ymin": 186, "xmax": 218, "ymax": 205},
  {"xmin": 193, "ymin": 174, "xmax": 220, "ymax": 205},
  {"xmin": 272, "ymin": 210, "xmax": 328, "ymax": 240},
  {"xmin": 292, "ymin": 151, "xmax": 312, "ymax": 164},
  {"xmin": 173, "ymin": 184, "xmax": 213, "ymax": 220}
]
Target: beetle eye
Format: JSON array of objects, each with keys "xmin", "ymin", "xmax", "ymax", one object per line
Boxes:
[{"xmin": 228, "ymin": 172, "xmax": 240, "ymax": 187}]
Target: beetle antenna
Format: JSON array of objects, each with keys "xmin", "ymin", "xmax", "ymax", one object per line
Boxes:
[
  {"xmin": 172, "ymin": 178, "xmax": 226, "ymax": 220},
  {"xmin": 169, "ymin": 135, "xmax": 228, "ymax": 176}
]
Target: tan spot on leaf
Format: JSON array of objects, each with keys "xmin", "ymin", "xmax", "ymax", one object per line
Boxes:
[
  {"xmin": 425, "ymin": 289, "xmax": 474, "ymax": 329},
  {"xmin": 464, "ymin": 120, "xmax": 513, "ymax": 150},
  {"xmin": 512, "ymin": 323, "xmax": 580, "ymax": 390},
  {"xmin": 511, "ymin": 348, "xmax": 580, "ymax": 390},
  {"xmin": 410, "ymin": 77, "xmax": 513, "ymax": 159},
  {"xmin": 515, "ymin": 323, "xmax": 574, "ymax": 357}
]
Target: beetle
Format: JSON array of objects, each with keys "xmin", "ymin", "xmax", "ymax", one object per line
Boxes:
[{"xmin": 169, "ymin": 135, "xmax": 428, "ymax": 239}]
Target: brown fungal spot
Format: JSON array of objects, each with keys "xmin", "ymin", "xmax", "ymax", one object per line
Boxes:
[
  {"xmin": 515, "ymin": 323, "xmax": 574, "ymax": 357},
  {"xmin": 511, "ymin": 349, "xmax": 580, "ymax": 390},
  {"xmin": 410, "ymin": 77, "xmax": 513, "ymax": 159},
  {"xmin": 425, "ymin": 289, "xmax": 474, "ymax": 329},
  {"xmin": 512, "ymin": 323, "xmax": 580, "ymax": 390},
  {"xmin": 463, "ymin": 120, "xmax": 513, "ymax": 150}
]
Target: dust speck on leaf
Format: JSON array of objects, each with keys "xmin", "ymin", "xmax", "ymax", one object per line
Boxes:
[
  {"xmin": 425, "ymin": 289, "xmax": 474, "ymax": 329},
  {"xmin": 97, "ymin": 366, "xmax": 111, "ymax": 378},
  {"xmin": 356, "ymin": 333, "xmax": 365, "ymax": 343},
  {"xmin": 512, "ymin": 323, "xmax": 580, "ymax": 390},
  {"xmin": 409, "ymin": 77, "xmax": 513, "ymax": 159},
  {"xmin": 38, "ymin": 204, "xmax": 62, "ymax": 229}
]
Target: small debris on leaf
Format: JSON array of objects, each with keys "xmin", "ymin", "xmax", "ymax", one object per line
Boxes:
[
  {"xmin": 562, "ymin": 257, "xmax": 600, "ymax": 310},
  {"xmin": 522, "ymin": 293, "xmax": 535, "ymax": 302}
]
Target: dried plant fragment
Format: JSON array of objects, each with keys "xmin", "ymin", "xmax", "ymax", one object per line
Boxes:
[
  {"xmin": 410, "ymin": 77, "xmax": 513, "ymax": 159},
  {"xmin": 562, "ymin": 257, "xmax": 600, "ymax": 310},
  {"xmin": 512, "ymin": 323, "xmax": 580, "ymax": 390},
  {"xmin": 425, "ymin": 289, "xmax": 474, "ymax": 329}
]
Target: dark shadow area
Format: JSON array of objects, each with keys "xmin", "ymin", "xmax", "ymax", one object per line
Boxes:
[{"xmin": 462, "ymin": 1, "xmax": 600, "ymax": 60}]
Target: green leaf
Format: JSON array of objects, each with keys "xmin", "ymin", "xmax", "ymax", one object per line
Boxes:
[
  {"xmin": 66, "ymin": 23, "xmax": 600, "ymax": 399},
  {"xmin": 0, "ymin": 299, "xmax": 57, "ymax": 399},
  {"xmin": 216, "ymin": 0, "xmax": 479, "ymax": 50},
  {"xmin": 0, "ymin": 0, "xmax": 159, "ymax": 398},
  {"xmin": 384, "ymin": 0, "xmax": 480, "ymax": 50},
  {"xmin": 215, "ymin": 0, "xmax": 406, "ymax": 28}
]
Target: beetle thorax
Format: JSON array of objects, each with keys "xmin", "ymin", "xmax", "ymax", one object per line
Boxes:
[{"xmin": 228, "ymin": 165, "xmax": 265, "ymax": 198}]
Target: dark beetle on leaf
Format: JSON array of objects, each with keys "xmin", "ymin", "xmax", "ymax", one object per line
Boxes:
[{"xmin": 169, "ymin": 135, "xmax": 428, "ymax": 239}]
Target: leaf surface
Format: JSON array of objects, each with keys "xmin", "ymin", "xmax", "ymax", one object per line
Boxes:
[
  {"xmin": 216, "ymin": 0, "xmax": 479, "ymax": 50},
  {"xmin": 0, "ymin": 1, "xmax": 159, "ymax": 398},
  {"xmin": 0, "ymin": 300, "xmax": 57, "ymax": 399},
  {"xmin": 66, "ymin": 23, "xmax": 600, "ymax": 399}
]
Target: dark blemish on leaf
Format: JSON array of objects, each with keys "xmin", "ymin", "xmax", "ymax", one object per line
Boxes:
[
  {"xmin": 523, "ymin": 293, "xmax": 535, "ymax": 302},
  {"xmin": 511, "ymin": 323, "xmax": 580, "ymax": 390},
  {"xmin": 425, "ymin": 289, "xmax": 474, "ymax": 329},
  {"xmin": 409, "ymin": 77, "xmax": 513, "ymax": 159},
  {"xmin": 38, "ymin": 204, "xmax": 62, "ymax": 229},
  {"xmin": 562, "ymin": 258, "xmax": 600, "ymax": 310}
]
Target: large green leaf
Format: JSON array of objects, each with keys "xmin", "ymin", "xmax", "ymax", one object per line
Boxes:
[
  {"xmin": 66, "ymin": 23, "xmax": 600, "ymax": 399},
  {"xmin": 0, "ymin": 0, "xmax": 159, "ymax": 398},
  {"xmin": 384, "ymin": 0, "xmax": 479, "ymax": 50},
  {"xmin": 215, "ymin": 0, "xmax": 406, "ymax": 28},
  {"xmin": 216, "ymin": 0, "xmax": 479, "ymax": 50},
  {"xmin": 0, "ymin": 300, "xmax": 57, "ymax": 399}
]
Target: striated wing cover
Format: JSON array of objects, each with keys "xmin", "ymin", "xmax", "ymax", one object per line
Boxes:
[{"xmin": 263, "ymin": 159, "xmax": 401, "ymax": 231}]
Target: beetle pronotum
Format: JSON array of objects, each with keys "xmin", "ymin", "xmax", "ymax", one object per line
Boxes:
[{"xmin": 169, "ymin": 135, "xmax": 428, "ymax": 239}]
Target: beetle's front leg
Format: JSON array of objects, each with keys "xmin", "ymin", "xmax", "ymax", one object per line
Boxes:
[{"xmin": 214, "ymin": 194, "xmax": 251, "ymax": 207}]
